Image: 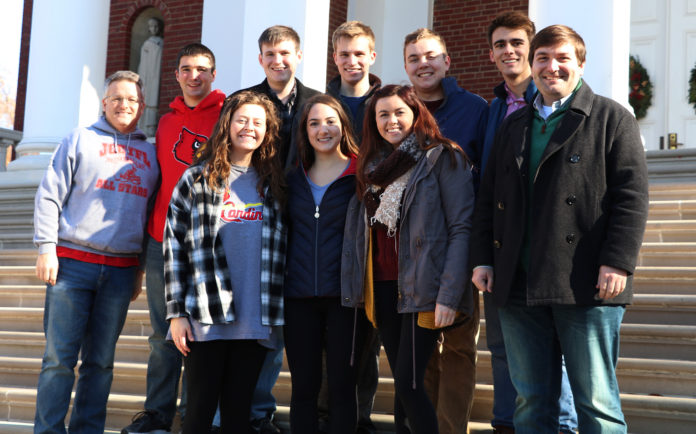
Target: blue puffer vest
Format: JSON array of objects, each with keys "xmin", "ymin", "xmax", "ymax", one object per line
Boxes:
[{"xmin": 284, "ymin": 158, "xmax": 357, "ymax": 298}]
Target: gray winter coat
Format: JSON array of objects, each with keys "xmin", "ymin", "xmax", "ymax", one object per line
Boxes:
[{"xmin": 341, "ymin": 144, "xmax": 476, "ymax": 315}]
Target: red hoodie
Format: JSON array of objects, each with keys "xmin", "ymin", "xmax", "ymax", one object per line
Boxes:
[{"xmin": 147, "ymin": 89, "xmax": 226, "ymax": 242}]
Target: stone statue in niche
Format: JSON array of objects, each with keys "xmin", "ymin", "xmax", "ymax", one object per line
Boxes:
[{"xmin": 137, "ymin": 18, "xmax": 163, "ymax": 137}]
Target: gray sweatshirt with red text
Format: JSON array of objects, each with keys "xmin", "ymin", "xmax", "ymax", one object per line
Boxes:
[{"xmin": 34, "ymin": 117, "xmax": 159, "ymax": 256}]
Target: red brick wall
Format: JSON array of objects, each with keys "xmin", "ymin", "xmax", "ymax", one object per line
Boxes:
[
  {"xmin": 14, "ymin": 0, "xmax": 33, "ymax": 131},
  {"xmin": 326, "ymin": 0, "xmax": 348, "ymax": 85},
  {"xmin": 433, "ymin": 0, "xmax": 528, "ymax": 101},
  {"xmin": 106, "ymin": 0, "xmax": 204, "ymax": 117}
]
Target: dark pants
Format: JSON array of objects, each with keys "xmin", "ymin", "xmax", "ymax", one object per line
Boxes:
[
  {"xmin": 284, "ymin": 297, "xmax": 366, "ymax": 434},
  {"xmin": 182, "ymin": 339, "xmax": 267, "ymax": 434},
  {"xmin": 374, "ymin": 281, "xmax": 440, "ymax": 434}
]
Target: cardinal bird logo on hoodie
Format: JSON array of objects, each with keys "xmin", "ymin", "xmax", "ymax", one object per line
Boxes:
[
  {"xmin": 219, "ymin": 187, "xmax": 263, "ymax": 223},
  {"xmin": 172, "ymin": 127, "xmax": 209, "ymax": 166}
]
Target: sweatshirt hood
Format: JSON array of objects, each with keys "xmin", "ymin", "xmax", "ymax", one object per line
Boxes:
[
  {"xmin": 93, "ymin": 116, "xmax": 147, "ymax": 141},
  {"xmin": 169, "ymin": 89, "xmax": 226, "ymax": 116}
]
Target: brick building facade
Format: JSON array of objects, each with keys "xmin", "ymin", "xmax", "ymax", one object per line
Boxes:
[{"xmin": 14, "ymin": 0, "xmax": 530, "ymax": 130}]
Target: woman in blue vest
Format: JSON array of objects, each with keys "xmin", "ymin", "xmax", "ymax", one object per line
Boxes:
[{"xmin": 284, "ymin": 94, "xmax": 366, "ymax": 433}]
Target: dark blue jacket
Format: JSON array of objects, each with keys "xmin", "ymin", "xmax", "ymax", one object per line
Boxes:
[
  {"xmin": 284, "ymin": 158, "xmax": 357, "ymax": 298},
  {"xmin": 326, "ymin": 74, "xmax": 381, "ymax": 144},
  {"xmin": 481, "ymin": 79, "xmax": 537, "ymax": 178},
  {"xmin": 431, "ymin": 77, "xmax": 488, "ymax": 190}
]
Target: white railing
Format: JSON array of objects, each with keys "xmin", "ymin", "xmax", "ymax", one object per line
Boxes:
[{"xmin": 0, "ymin": 127, "xmax": 22, "ymax": 172}]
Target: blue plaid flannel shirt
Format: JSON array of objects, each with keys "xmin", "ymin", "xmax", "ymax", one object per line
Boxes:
[{"xmin": 163, "ymin": 164, "xmax": 287, "ymax": 325}]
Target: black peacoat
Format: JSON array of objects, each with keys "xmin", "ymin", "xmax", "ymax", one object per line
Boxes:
[{"xmin": 470, "ymin": 82, "xmax": 649, "ymax": 307}]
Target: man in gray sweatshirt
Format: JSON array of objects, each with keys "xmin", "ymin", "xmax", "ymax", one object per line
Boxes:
[{"xmin": 33, "ymin": 70, "xmax": 160, "ymax": 434}]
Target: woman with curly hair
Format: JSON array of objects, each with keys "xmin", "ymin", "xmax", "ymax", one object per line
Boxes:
[
  {"xmin": 163, "ymin": 90, "xmax": 287, "ymax": 434},
  {"xmin": 342, "ymin": 84, "xmax": 476, "ymax": 433}
]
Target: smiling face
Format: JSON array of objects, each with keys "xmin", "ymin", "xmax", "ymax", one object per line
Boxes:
[
  {"xmin": 306, "ymin": 103, "xmax": 344, "ymax": 158},
  {"xmin": 102, "ymin": 80, "xmax": 143, "ymax": 134},
  {"xmin": 229, "ymin": 104, "xmax": 267, "ymax": 166},
  {"xmin": 258, "ymin": 40, "xmax": 302, "ymax": 89},
  {"xmin": 489, "ymin": 27, "xmax": 531, "ymax": 81},
  {"xmin": 532, "ymin": 41, "xmax": 585, "ymax": 105},
  {"xmin": 175, "ymin": 54, "xmax": 216, "ymax": 107},
  {"xmin": 404, "ymin": 38, "xmax": 450, "ymax": 99},
  {"xmin": 375, "ymin": 95, "xmax": 414, "ymax": 146},
  {"xmin": 332, "ymin": 36, "xmax": 376, "ymax": 87}
]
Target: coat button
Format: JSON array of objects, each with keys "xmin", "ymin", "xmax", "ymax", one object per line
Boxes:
[
  {"xmin": 493, "ymin": 240, "xmax": 502, "ymax": 248},
  {"xmin": 566, "ymin": 195, "xmax": 577, "ymax": 205},
  {"xmin": 569, "ymin": 154, "xmax": 581, "ymax": 163},
  {"xmin": 497, "ymin": 201, "xmax": 505, "ymax": 210},
  {"xmin": 566, "ymin": 234, "xmax": 576, "ymax": 244}
]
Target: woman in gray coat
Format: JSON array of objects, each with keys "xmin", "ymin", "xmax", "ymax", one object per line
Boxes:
[{"xmin": 341, "ymin": 85, "xmax": 475, "ymax": 433}]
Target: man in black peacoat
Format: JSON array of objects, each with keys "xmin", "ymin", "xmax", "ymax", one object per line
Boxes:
[{"xmin": 470, "ymin": 25, "xmax": 649, "ymax": 434}]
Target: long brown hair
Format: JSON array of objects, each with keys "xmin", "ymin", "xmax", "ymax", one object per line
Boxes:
[
  {"xmin": 296, "ymin": 94, "xmax": 359, "ymax": 168},
  {"xmin": 356, "ymin": 84, "xmax": 464, "ymax": 196},
  {"xmin": 198, "ymin": 90, "xmax": 286, "ymax": 204}
]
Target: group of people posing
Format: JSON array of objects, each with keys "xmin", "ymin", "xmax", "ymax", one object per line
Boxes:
[{"xmin": 32, "ymin": 11, "xmax": 648, "ymax": 434}]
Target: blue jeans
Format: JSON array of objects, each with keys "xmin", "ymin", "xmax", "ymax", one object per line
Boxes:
[
  {"xmin": 484, "ymin": 292, "xmax": 577, "ymax": 432},
  {"xmin": 143, "ymin": 236, "xmax": 186, "ymax": 424},
  {"xmin": 499, "ymin": 304, "xmax": 626, "ymax": 434},
  {"xmin": 34, "ymin": 257, "xmax": 135, "ymax": 434},
  {"xmin": 250, "ymin": 328, "xmax": 284, "ymax": 422}
]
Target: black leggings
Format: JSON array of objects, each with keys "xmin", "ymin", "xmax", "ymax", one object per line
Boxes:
[
  {"xmin": 374, "ymin": 281, "xmax": 440, "ymax": 434},
  {"xmin": 182, "ymin": 339, "xmax": 267, "ymax": 434},
  {"xmin": 283, "ymin": 297, "xmax": 367, "ymax": 434}
]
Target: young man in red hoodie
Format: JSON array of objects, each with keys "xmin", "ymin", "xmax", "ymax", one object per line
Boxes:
[{"xmin": 122, "ymin": 43, "xmax": 226, "ymax": 434}]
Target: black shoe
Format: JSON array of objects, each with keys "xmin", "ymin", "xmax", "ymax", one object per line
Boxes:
[
  {"xmin": 121, "ymin": 410, "xmax": 170, "ymax": 434},
  {"xmin": 251, "ymin": 417, "xmax": 281, "ymax": 434}
]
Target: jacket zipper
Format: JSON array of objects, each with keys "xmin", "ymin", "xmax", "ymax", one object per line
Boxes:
[{"xmin": 314, "ymin": 204, "xmax": 319, "ymax": 296}]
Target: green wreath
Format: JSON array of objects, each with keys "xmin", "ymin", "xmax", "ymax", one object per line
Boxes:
[
  {"xmin": 628, "ymin": 55, "xmax": 653, "ymax": 120},
  {"xmin": 689, "ymin": 62, "xmax": 696, "ymax": 113}
]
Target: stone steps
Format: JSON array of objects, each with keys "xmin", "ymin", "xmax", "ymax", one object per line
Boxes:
[
  {"xmin": 648, "ymin": 183, "xmax": 696, "ymax": 201},
  {"xmin": 643, "ymin": 220, "xmax": 696, "ymax": 242},
  {"xmin": 0, "ymin": 307, "xmax": 152, "ymax": 337},
  {"xmin": 633, "ymin": 266, "xmax": 696, "ymax": 295},
  {"xmin": 1, "ymin": 184, "xmax": 695, "ymax": 433},
  {"xmin": 478, "ymin": 320, "xmax": 696, "ymax": 361},
  {"xmin": 0, "ymin": 284, "xmax": 149, "ymax": 310},
  {"xmin": 648, "ymin": 200, "xmax": 696, "ymax": 220},
  {"xmin": 638, "ymin": 242, "xmax": 696, "ymax": 267},
  {"xmin": 476, "ymin": 351, "xmax": 696, "ymax": 398}
]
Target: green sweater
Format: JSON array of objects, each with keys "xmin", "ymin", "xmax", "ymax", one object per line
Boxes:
[{"xmin": 520, "ymin": 82, "xmax": 582, "ymax": 271}]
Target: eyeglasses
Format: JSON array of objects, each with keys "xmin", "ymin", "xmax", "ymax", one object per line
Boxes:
[{"xmin": 106, "ymin": 96, "xmax": 140, "ymax": 106}]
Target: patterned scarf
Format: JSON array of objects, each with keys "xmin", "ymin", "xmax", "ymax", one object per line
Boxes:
[{"xmin": 364, "ymin": 134, "xmax": 423, "ymax": 236}]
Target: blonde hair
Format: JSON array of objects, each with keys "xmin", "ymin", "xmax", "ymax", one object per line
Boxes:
[
  {"xmin": 332, "ymin": 21, "xmax": 375, "ymax": 52},
  {"xmin": 403, "ymin": 28, "xmax": 448, "ymax": 59}
]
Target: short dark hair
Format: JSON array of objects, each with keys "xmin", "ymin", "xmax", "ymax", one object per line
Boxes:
[
  {"xmin": 176, "ymin": 43, "xmax": 216, "ymax": 72},
  {"xmin": 258, "ymin": 25, "xmax": 301, "ymax": 52},
  {"xmin": 487, "ymin": 11, "xmax": 535, "ymax": 48},
  {"xmin": 529, "ymin": 24, "xmax": 586, "ymax": 66}
]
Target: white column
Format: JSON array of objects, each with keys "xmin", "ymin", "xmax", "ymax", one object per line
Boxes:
[
  {"xmin": 201, "ymin": 0, "xmax": 330, "ymax": 94},
  {"xmin": 1, "ymin": 0, "xmax": 111, "ymax": 186},
  {"xmin": 528, "ymin": 0, "xmax": 631, "ymax": 108},
  {"xmin": 348, "ymin": 0, "xmax": 431, "ymax": 85}
]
